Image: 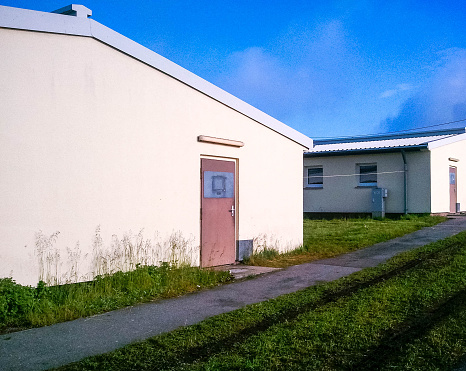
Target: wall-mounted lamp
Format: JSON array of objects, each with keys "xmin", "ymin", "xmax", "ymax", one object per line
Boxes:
[{"xmin": 198, "ymin": 135, "xmax": 244, "ymax": 147}]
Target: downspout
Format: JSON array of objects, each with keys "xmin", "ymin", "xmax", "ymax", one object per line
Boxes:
[{"xmin": 401, "ymin": 149, "xmax": 408, "ymax": 214}]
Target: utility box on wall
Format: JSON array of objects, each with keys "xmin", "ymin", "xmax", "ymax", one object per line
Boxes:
[
  {"xmin": 372, "ymin": 188, "xmax": 388, "ymax": 218},
  {"xmin": 237, "ymin": 240, "xmax": 254, "ymax": 261}
]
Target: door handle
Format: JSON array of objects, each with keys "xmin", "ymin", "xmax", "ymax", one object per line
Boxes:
[{"xmin": 228, "ymin": 205, "xmax": 235, "ymax": 217}]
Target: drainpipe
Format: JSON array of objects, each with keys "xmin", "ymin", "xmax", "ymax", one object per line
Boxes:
[{"xmin": 401, "ymin": 149, "xmax": 408, "ymax": 215}]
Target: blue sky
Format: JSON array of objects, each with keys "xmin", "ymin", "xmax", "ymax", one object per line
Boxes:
[{"xmin": 2, "ymin": 0, "xmax": 466, "ymax": 138}]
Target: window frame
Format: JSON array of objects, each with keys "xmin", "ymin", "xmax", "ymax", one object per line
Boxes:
[
  {"xmin": 358, "ymin": 163, "xmax": 377, "ymax": 187},
  {"xmin": 306, "ymin": 166, "xmax": 324, "ymax": 188}
]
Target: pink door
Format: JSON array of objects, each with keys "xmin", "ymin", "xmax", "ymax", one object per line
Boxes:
[
  {"xmin": 201, "ymin": 158, "xmax": 236, "ymax": 267},
  {"xmin": 450, "ymin": 166, "xmax": 457, "ymax": 213}
]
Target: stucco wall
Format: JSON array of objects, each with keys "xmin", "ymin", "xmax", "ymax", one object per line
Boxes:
[
  {"xmin": 303, "ymin": 150, "xmax": 431, "ymax": 214},
  {"xmin": 430, "ymin": 139, "xmax": 465, "ymax": 213},
  {"xmin": 0, "ymin": 28, "xmax": 304, "ymax": 285}
]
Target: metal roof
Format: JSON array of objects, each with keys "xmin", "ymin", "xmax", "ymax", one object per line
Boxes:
[
  {"xmin": 313, "ymin": 127, "xmax": 466, "ymax": 145},
  {"xmin": 305, "ymin": 128, "xmax": 466, "ymax": 156},
  {"xmin": 311, "ymin": 135, "xmax": 451, "ymax": 152},
  {"xmin": 0, "ymin": 4, "xmax": 313, "ymax": 149}
]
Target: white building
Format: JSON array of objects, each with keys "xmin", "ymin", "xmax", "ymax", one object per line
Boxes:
[
  {"xmin": 304, "ymin": 128, "xmax": 465, "ymax": 216},
  {"xmin": 0, "ymin": 4, "xmax": 312, "ymax": 285}
]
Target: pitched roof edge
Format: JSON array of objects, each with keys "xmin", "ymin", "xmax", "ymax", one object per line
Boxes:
[
  {"xmin": 304, "ymin": 145, "xmax": 427, "ymax": 157},
  {"xmin": 0, "ymin": 5, "xmax": 312, "ymax": 149},
  {"xmin": 314, "ymin": 127, "xmax": 466, "ymax": 145},
  {"xmin": 427, "ymin": 132, "xmax": 466, "ymax": 150},
  {"xmin": 0, "ymin": 5, "xmax": 92, "ymax": 35}
]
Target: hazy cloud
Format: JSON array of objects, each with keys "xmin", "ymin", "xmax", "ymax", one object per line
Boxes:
[
  {"xmin": 382, "ymin": 49, "xmax": 466, "ymax": 131},
  {"xmin": 214, "ymin": 19, "xmax": 364, "ymax": 130},
  {"xmin": 380, "ymin": 84, "xmax": 413, "ymax": 98},
  {"xmin": 212, "ymin": 18, "xmax": 466, "ymax": 137},
  {"xmin": 217, "ymin": 47, "xmax": 297, "ymax": 113}
]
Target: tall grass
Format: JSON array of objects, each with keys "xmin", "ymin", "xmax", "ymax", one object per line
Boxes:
[
  {"xmin": 0, "ymin": 263, "xmax": 232, "ymax": 332},
  {"xmin": 245, "ymin": 214, "xmax": 446, "ymax": 267},
  {"xmin": 34, "ymin": 227, "xmax": 199, "ymax": 286},
  {"xmin": 0, "ymin": 227, "xmax": 218, "ymax": 333}
]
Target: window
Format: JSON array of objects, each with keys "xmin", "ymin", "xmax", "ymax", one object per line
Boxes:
[
  {"xmin": 307, "ymin": 167, "xmax": 323, "ymax": 188},
  {"xmin": 358, "ymin": 164, "xmax": 377, "ymax": 187}
]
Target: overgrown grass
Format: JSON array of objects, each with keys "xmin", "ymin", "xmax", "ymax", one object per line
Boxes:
[
  {"xmin": 59, "ymin": 231, "xmax": 466, "ymax": 370},
  {"xmin": 245, "ymin": 214, "xmax": 446, "ymax": 267},
  {"xmin": 0, "ymin": 263, "xmax": 232, "ymax": 333}
]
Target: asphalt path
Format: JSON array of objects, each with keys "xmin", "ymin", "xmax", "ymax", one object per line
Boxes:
[{"xmin": 1, "ymin": 216, "xmax": 466, "ymax": 370}]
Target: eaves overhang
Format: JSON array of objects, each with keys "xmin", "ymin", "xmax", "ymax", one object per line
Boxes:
[{"xmin": 303, "ymin": 144, "xmax": 428, "ymax": 158}]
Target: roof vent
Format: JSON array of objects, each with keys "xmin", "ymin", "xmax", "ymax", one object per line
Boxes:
[{"xmin": 51, "ymin": 4, "xmax": 92, "ymax": 18}]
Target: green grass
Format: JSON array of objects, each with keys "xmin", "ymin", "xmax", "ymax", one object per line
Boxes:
[
  {"xmin": 245, "ymin": 214, "xmax": 446, "ymax": 267},
  {"xmin": 0, "ymin": 215, "xmax": 446, "ymax": 333},
  {"xmin": 58, "ymin": 231, "xmax": 466, "ymax": 370},
  {"xmin": 0, "ymin": 263, "xmax": 232, "ymax": 333}
]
